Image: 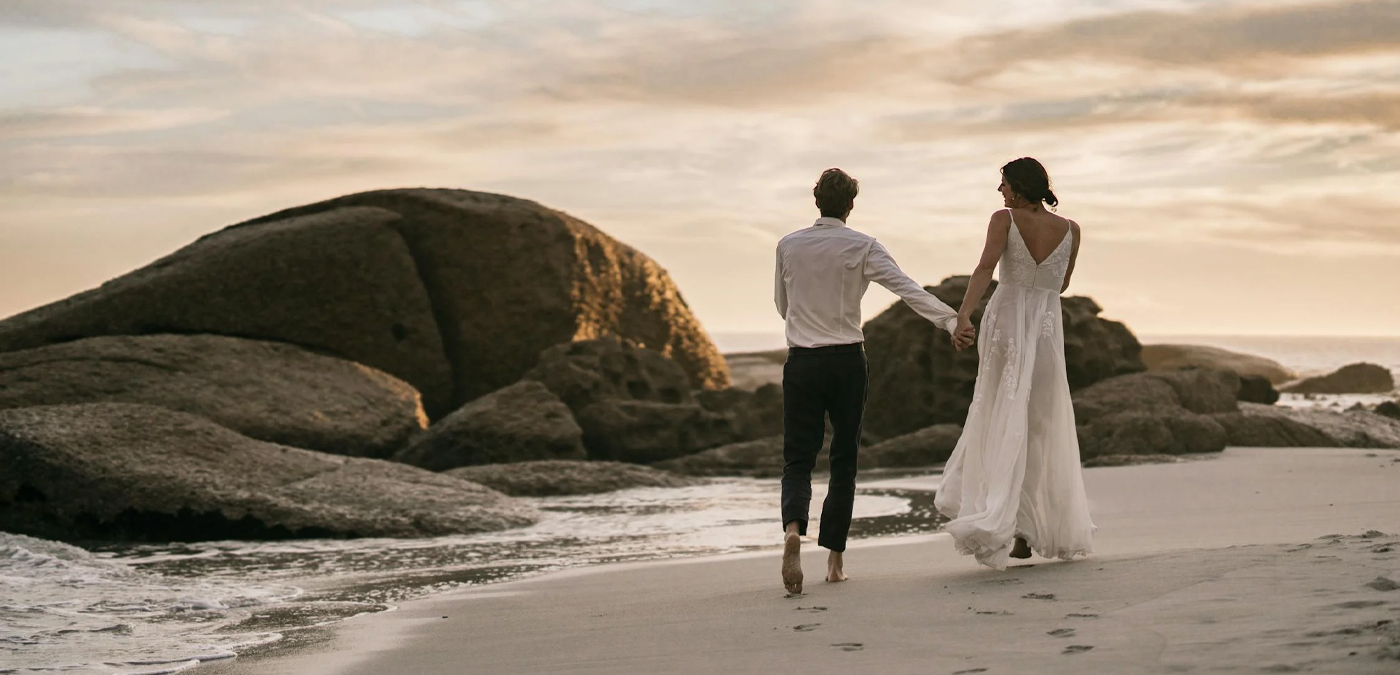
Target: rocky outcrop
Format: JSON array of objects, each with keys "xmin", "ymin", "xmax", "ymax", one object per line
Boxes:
[
  {"xmin": 1141, "ymin": 344, "xmax": 1296, "ymax": 384},
  {"xmin": 863, "ymin": 276, "xmax": 1144, "ymax": 437},
  {"xmin": 393, "ymin": 382, "xmax": 585, "ymax": 471},
  {"xmin": 525, "ymin": 338, "xmax": 740, "ymax": 462},
  {"xmin": 1237, "ymin": 375, "xmax": 1280, "ymax": 405},
  {"xmin": 654, "ymin": 436, "xmax": 797, "ymax": 478},
  {"xmin": 0, "ymin": 334, "xmax": 426, "ymax": 457},
  {"xmin": 0, "ymin": 403, "xmax": 537, "ymax": 542},
  {"xmin": 446, "ymin": 460, "xmax": 700, "ymax": 496},
  {"xmin": 0, "ymin": 190, "xmax": 729, "ymax": 417},
  {"xmin": 694, "ymin": 384, "xmax": 784, "ymax": 441},
  {"xmin": 1210, "ymin": 411, "xmax": 1339, "ymax": 448},
  {"xmin": 1374, "ymin": 401, "xmax": 1400, "ymax": 421},
  {"xmin": 1281, "ymin": 363, "xmax": 1395, "ymax": 395},
  {"xmin": 863, "ymin": 424, "xmax": 963, "ymax": 468},
  {"xmin": 1073, "ymin": 369, "xmax": 1238, "ymax": 458},
  {"xmin": 1238, "ymin": 403, "xmax": 1400, "ymax": 449},
  {"xmin": 575, "ymin": 399, "xmax": 734, "ymax": 464}
]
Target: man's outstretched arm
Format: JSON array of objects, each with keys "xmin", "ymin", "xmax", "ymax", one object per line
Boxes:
[{"xmin": 864, "ymin": 241, "xmax": 958, "ymax": 333}]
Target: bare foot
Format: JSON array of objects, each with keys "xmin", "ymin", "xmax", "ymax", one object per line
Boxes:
[
  {"xmin": 782, "ymin": 531, "xmax": 803, "ymax": 594},
  {"xmin": 1010, "ymin": 537, "xmax": 1032, "ymax": 560},
  {"xmin": 826, "ymin": 551, "xmax": 848, "ymax": 583}
]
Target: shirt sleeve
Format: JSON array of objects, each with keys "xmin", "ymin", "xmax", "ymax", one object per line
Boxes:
[
  {"xmin": 774, "ymin": 245, "xmax": 788, "ymax": 319},
  {"xmin": 863, "ymin": 240, "xmax": 958, "ymax": 333}
]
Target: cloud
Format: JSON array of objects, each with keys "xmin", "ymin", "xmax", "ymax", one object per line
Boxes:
[{"xmin": 0, "ymin": 107, "xmax": 226, "ymax": 140}]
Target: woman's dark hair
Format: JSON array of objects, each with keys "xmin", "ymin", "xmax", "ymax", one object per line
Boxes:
[
  {"xmin": 814, "ymin": 168, "xmax": 859, "ymax": 218},
  {"xmin": 1001, "ymin": 157, "xmax": 1058, "ymax": 209}
]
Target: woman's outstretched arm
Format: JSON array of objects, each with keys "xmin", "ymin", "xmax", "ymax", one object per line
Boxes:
[
  {"xmin": 1060, "ymin": 220, "xmax": 1082, "ymax": 293},
  {"xmin": 958, "ymin": 210, "xmax": 1011, "ymax": 330}
]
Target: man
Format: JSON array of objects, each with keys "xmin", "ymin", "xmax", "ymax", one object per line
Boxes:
[{"xmin": 775, "ymin": 167, "xmax": 973, "ymax": 594}]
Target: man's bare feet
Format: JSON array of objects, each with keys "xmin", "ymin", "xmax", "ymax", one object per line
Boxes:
[
  {"xmin": 782, "ymin": 527, "xmax": 803, "ymax": 594},
  {"xmin": 1010, "ymin": 536, "xmax": 1032, "ymax": 559},
  {"xmin": 826, "ymin": 550, "xmax": 848, "ymax": 583}
]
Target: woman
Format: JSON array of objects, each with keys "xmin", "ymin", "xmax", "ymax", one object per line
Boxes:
[{"xmin": 933, "ymin": 157, "xmax": 1096, "ymax": 570}]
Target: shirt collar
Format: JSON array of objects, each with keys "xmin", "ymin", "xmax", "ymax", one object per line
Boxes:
[{"xmin": 813, "ymin": 217, "xmax": 846, "ymax": 228}]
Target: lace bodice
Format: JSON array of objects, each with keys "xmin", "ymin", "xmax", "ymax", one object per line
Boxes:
[{"xmin": 997, "ymin": 210, "xmax": 1072, "ymax": 292}]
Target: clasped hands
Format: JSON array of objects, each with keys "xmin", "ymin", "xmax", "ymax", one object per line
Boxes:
[{"xmin": 951, "ymin": 316, "xmax": 976, "ymax": 351}]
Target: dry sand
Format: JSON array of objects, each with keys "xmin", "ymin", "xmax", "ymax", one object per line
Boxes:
[{"xmin": 210, "ymin": 447, "xmax": 1400, "ymax": 674}]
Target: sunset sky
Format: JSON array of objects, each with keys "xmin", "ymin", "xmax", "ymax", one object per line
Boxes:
[{"xmin": 3, "ymin": 0, "xmax": 1398, "ymax": 342}]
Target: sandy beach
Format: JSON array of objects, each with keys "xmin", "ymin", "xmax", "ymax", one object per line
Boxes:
[{"xmin": 207, "ymin": 446, "xmax": 1400, "ymax": 674}]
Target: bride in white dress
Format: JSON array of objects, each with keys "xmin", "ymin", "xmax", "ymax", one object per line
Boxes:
[{"xmin": 933, "ymin": 157, "xmax": 1096, "ymax": 570}]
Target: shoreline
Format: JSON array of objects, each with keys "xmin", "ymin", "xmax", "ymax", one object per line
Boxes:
[{"xmin": 206, "ymin": 447, "xmax": 1400, "ymax": 674}]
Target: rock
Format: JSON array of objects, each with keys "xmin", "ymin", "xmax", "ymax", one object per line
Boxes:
[
  {"xmin": 1141, "ymin": 344, "xmax": 1296, "ymax": 384},
  {"xmin": 0, "ymin": 334, "xmax": 426, "ymax": 457},
  {"xmin": 1237, "ymin": 375, "xmax": 1280, "ymax": 405},
  {"xmin": 863, "ymin": 424, "xmax": 964, "ymax": 468},
  {"xmin": 1374, "ymin": 401, "xmax": 1400, "ymax": 421},
  {"xmin": 1077, "ymin": 410, "xmax": 1228, "ymax": 458},
  {"xmin": 445, "ymin": 460, "xmax": 700, "ymax": 496},
  {"xmin": 1072, "ymin": 374, "xmax": 1182, "ymax": 424},
  {"xmin": 1082, "ymin": 454, "xmax": 1189, "ymax": 468},
  {"xmin": 724, "ymin": 350, "xmax": 786, "ymax": 391},
  {"xmin": 392, "ymin": 382, "xmax": 585, "ymax": 471},
  {"xmin": 0, "ymin": 190, "xmax": 729, "ymax": 417},
  {"xmin": 1210, "ymin": 412, "xmax": 1339, "ymax": 448},
  {"xmin": 0, "ymin": 403, "xmax": 537, "ymax": 542},
  {"xmin": 694, "ymin": 383, "xmax": 784, "ymax": 441},
  {"xmin": 575, "ymin": 399, "xmax": 735, "ymax": 463},
  {"xmin": 1281, "ymin": 363, "xmax": 1395, "ymax": 395},
  {"xmin": 1146, "ymin": 369, "xmax": 1241, "ymax": 415},
  {"xmin": 655, "ymin": 436, "xmax": 801, "ymax": 478},
  {"xmin": 525, "ymin": 336, "xmax": 696, "ymax": 410},
  {"xmin": 1239, "ymin": 403, "xmax": 1400, "ymax": 449},
  {"xmin": 862, "ymin": 276, "xmax": 1144, "ymax": 437}
]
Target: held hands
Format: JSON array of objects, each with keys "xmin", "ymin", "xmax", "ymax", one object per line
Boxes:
[{"xmin": 951, "ymin": 316, "xmax": 976, "ymax": 351}]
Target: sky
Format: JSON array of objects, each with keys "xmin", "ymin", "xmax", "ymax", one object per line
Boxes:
[{"xmin": 2, "ymin": 0, "xmax": 1398, "ymax": 341}]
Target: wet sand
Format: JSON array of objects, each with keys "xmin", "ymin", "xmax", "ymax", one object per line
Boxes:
[{"xmin": 209, "ymin": 447, "xmax": 1400, "ymax": 674}]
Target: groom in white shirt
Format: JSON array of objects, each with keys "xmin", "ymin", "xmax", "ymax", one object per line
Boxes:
[{"xmin": 775, "ymin": 168, "xmax": 973, "ymax": 594}]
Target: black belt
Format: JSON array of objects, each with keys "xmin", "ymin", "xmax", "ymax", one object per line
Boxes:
[{"xmin": 788, "ymin": 342, "xmax": 864, "ymax": 356}]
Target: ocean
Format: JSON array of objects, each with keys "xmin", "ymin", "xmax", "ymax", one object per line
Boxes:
[{"xmin": 4, "ymin": 333, "xmax": 1397, "ymax": 673}]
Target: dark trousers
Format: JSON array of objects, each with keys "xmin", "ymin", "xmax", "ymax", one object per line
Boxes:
[{"xmin": 780, "ymin": 343, "xmax": 869, "ymax": 553}]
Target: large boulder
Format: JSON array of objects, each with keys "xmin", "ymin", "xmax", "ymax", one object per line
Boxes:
[
  {"xmin": 1210, "ymin": 412, "xmax": 1339, "ymax": 448},
  {"xmin": 1280, "ymin": 363, "xmax": 1395, "ymax": 395},
  {"xmin": 694, "ymin": 383, "xmax": 784, "ymax": 441},
  {"xmin": 0, "ymin": 190, "xmax": 729, "ymax": 417},
  {"xmin": 0, "ymin": 403, "xmax": 537, "ymax": 542},
  {"xmin": 1077, "ymin": 409, "xmax": 1228, "ymax": 458},
  {"xmin": 526, "ymin": 338, "xmax": 742, "ymax": 461},
  {"xmin": 1072, "ymin": 370, "xmax": 1237, "ymax": 458},
  {"xmin": 1374, "ymin": 401, "xmax": 1400, "ymax": 421},
  {"xmin": 1237, "ymin": 375, "xmax": 1280, "ymax": 405},
  {"xmin": 575, "ymin": 399, "xmax": 735, "ymax": 463},
  {"xmin": 862, "ymin": 276, "xmax": 1143, "ymax": 437},
  {"xmin": 0, "ymin": 334, "xmax": 426, "ymax": 457},
  {"xmin": 1238, "ymin": 403, "xmax": 1400, "ymax": 449},
  {"xmin": 1141, "ymin": 344, "xmax": 1296, "ymax": 384},
  {"xmin": 655, "ymin": 436, "xmax": 800, "ymax": 478},
  {"xmin": 863, "ymin": 424, "xmax": 964, "ymax": 468},
  {"xmin": 446, "ymin": 460, "xmax": 700, "ymax": 496},
  {"xmin": 392, "ymin": 382, "xmax": 585, "ymax": 471}
]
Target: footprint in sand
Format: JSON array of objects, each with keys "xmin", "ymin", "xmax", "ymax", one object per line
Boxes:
[
  {"xmin": 952, "ymin": 669, "xmax": 988, "ymax": 674},
  {"xmin": 1022, "ymin": 592, "xmax": 1056, "ymax": 601},
  {"xmin": 1066, "ymin": 613, "xmax": 1099, "ymax": 618},
  {"xmin": 976, "ymin": 610, "xmax": 1013, "ymax": 616},
  {"xmin": 1047, "ymin": 628, "xmax": 1076, "ymax": 637},
  {"xmin": 793, "ymin": 623, "xmax": 821, "ymax": 632},
  {"xmin": 1335, "ymin": 600, "xmax": 1387, "ymax": 609},
  {"xmin": 983, "ymin": 578, "xmax": 1022, "ymax": 585},
  {"xmin": 1062, "ymin": 645, "xmax": 1094, "ymax": 654},
  {"xmin": 830, "ymin": 642, "xmax": 864, "ymax": 652},
  {"xmin": 1366, "ymin": 577, "xmax": 1399, "ymax": 592},
  {"xmin": 796, "ymin": 606, "xmax": 829, "ymax": 613}
]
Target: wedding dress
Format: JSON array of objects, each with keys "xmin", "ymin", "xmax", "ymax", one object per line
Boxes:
[{"xmin": 933, "ymin": 209, "xmax": 1096, "ymax": 570}]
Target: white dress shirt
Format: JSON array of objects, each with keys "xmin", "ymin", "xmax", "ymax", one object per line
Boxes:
[{"xmin": 775, "ymin": 217, "xmax": 959, "ymax": 348}]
